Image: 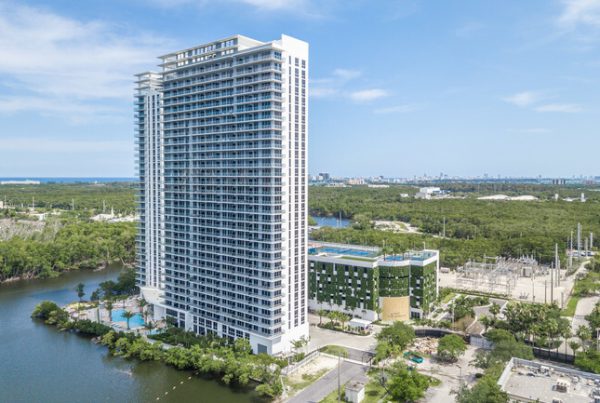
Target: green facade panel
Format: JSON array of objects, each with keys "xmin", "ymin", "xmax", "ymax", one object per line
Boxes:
[{"xmin": 309, "ymin": 254, "xmax": 438, "ymax": 318}]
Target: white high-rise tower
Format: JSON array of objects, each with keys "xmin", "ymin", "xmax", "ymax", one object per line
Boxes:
[{"xmin": 135, "ymin": 35, "xmax": 309, "ymax": 354}]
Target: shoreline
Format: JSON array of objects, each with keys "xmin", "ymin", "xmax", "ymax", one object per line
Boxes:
[{"xmin": 0, "ymin": 261, "xmax": 133, "ymax": 286}]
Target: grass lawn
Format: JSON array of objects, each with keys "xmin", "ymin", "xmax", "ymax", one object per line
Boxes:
[
  {"xmin": 441, "ymin": 292, "xmax": 456, "ymax": 304},
  {"xmin": 562, "ymin": 295, "xmax": 580, "ymax": 317},
  {"xmin": 287, "ymin": 368, "xmax": 329, "ymax": 393},
  {"xmin": 320, "ymin": 345, "xmax": 349, "ymax": 356}
]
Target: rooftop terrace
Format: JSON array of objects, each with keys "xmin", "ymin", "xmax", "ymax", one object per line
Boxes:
[
  {"xmin": 308, "ymin": 242, "xmax": 438, "ymax": 263},
  {"xmin": 498, "ymin": 358, "xmax": 600, "ymax": 403}
]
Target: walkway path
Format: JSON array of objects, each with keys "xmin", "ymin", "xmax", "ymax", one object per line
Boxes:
[
  {"xmin": 286, "ymin": 361, "xmax": 367, "ymax": 403},
  {"xmin": 572, "ymin": 296, "xmax": 600, "ymax": 332}
]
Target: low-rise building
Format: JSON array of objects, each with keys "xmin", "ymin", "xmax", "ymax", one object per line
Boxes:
[
  {"xmin": 308, "ymin": 242, "xmax": 439, "ymax": 321},
  {"xmin": 415, "ymin": 187, "xmax": 442, "ymax": 199},
  {"xmin": 498, "ymin": 357, "xmax": 600, "ymax": 403}
]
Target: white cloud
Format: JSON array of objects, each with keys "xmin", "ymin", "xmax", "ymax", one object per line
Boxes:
[
  {"xmin": 374, "ymin": 104, "xmax": 420, "ymax": 114},
  {"xmin": 0, "ymin": 3, "xmax": 171, "ymax": 118},
  {"xmin": 349, "ymin": 89, "xmax": 388, "ymax": 102},
  {"xmin": 534, "ymin": 103, "xmax": 583, "ymax": 113},
  {"xmin": 332, "ymin": 68, "xmax": 362, "ymax": 81},
  {"xmin": 503, "ymin": 91, "xmax": 544, "ymax": 107},
  {"xmin": 310, "ymin": 87, "xmax": 339, "ymax": 98},
  {"xmin": 559, "ymin": 0, "xmax": 600, "ymax": 28},
  {"xmin": 311, "ymin": 67, "xmax": 362, "ymax": 99}
]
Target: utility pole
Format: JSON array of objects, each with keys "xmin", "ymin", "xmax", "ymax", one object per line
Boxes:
[
  {"xmin": 569, "ymin": 231, "xmax": 574, "ymax": 269},
  {"xmin": 337, "ymin": 353, "xmax": 341, "ymax": 403},
  {"xmin": 442, "ymin": 216, "xmax": 446, "ymax": 238},
  {"xmin": 544, "ymin": 280, "xmax": 547, "ymax": 304},
  {"xmin": 551, "ymin": 264, "xmax": 555, "ymax": 304},
  {"xmin": 577, "ymin": 223, "xmax": 582, "ymax": 257},
  {"xmin": 555, "ymin": 244, "xmax": 560, "ymax": 286}
]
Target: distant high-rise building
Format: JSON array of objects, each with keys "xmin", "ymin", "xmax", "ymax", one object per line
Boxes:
[
  {"xmin": 136, "ymin": 34, "xmax": 309, "ymax": 355},
  {"xmin": 318, "ymin": 172, "xmax": 330, "ymax": 181}
]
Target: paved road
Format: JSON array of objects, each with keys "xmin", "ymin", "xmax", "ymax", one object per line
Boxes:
[
  {"xmin": 286, "ymin": 361, "xmax": 367, "ymax": 403},
  {"xmin": 573, "ymin": 296, "xmax": 600, "ymax": 331}
]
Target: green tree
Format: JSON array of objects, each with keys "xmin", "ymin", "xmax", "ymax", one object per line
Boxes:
[
  {"xmin": 75, "ymin": 282, "xmax": 85, "ymax": 303},
  {"xmin": 105, "ymin": 299, "xmax": 114, "ymax": 322},
  {"xmin": 75, "ymin": 282, "xmax": 85, "ymax": 320},
  {"xmin": 31, "ymin": 301, "xmax": 61, "ymax": 320},
  {"xmin": 437, "ymin": 334, "xmax": 467, "ymax": 362},
  {"xmin": 317, "ymin": 309, "xmax": 327, "ymax": 325},
  {"xmin": 489, "ymin": 302, "xmax": 501, "ymax": 319},
  {"xmin": 122, "ymin": 310, "xmax": 135, "ymax": 330},
  {"xmin": 384, "ymin": 362, "xmax": 430, "ymax": 402},
  {"xmin": 455, "ymin": 375, "xmax": 508, "ymax": 403},
  {"xmin": 137, "ymin": 298, "xmax": 148, "ymax": 321},
  {"xmin": 376, "ymin": 321, "xmax": 415, "ymax": 353},
  {"xmin": 339, "ymin": 313, "xmax": 350, "ymax": 330},
  {"xmin": 351, "ymin": 213, "xmax": 373, "ymax": 230},
  {"xmin": 576, "ymin": 325, "xmax": 592, "ymax": 352},
  {"xmin": 476, "ymin": 329, "xmax": 533, "ymax": 369}
]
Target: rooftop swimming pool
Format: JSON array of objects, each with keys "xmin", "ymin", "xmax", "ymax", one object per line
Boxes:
[
  {"xmin": 383, "ymin": 251, "xmax": 437, "ymax": 262},
  {"xmin": 308, "ymin": 246, "xmax": 379, "ymax": 258},
  {"xmin": 111, "ymin": 309, "xmax": 145, "ymax": 328}
]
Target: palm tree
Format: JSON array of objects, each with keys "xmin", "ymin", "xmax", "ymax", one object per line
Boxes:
[
  {"xmin": 105, "ymin": 299, "xmax": 114, "ymax": 323},
  {"xmin": 144, "ymin": 320, "xmax": 156, "ymax": 334},
  {"xmin": 339, "ymin": 313, "xmax": 350, "ymax": 330},
  {"xmin": 577, "ymin": 325, "xmax": 592, "ymax": 352},
  {"xmin": 569, "ymin": 340, "xmax": 581, "ymax": 354},
  {"xmin": 137, "ymin": 298, "xmax": 148, "ymax": 320},
  {"xmin": 489, "ymin": 303, "xmax": 500, "ymax": 319},
  {"xmin": 327, "ymin": 311, "xmax": 338, "ymax": 326},
  {"xmin": 75, "ymin": 283, "xmax": 85, "ymax": 320},
  {"xmin": 122, "ymin": 310, "xmax": 135, "ymax": 330},
  {"xmin": 317, "ymin": 309, "xmax": 327, "ymax": 325}
]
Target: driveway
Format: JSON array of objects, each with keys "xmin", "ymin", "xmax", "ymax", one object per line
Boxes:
[
  {"xmin": 286, "ymin": 361, "xmax": 368, "ymax": 403},
  {"xmin": 572, "ymin": 296, "xmax": 600, "ymax": 332},
  {"xmin": 308, "ymin": 313, "xmax": 380, "ymax": 353}
]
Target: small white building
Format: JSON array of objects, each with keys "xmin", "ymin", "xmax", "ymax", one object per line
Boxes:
[
  {"xmin": 345, "ymin": 379, "xmax": 366, "ymax": 403},
  {"xmin": 347, "ymin": 318, "xmax": 372, "ymax": 333},
  {"xmin": 415, "ymin": 187, "xmax": 442, "ymax": 199}
]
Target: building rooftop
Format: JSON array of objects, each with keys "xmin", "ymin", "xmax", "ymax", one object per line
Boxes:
[
  {"xmin": 308, "ymin": 242, "xmax": 438, "ymax": 264},
  {"xmin": 498, "ymin": 358, "xmax": 600, "ymax": 403}
]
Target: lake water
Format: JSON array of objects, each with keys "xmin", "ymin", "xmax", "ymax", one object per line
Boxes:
[
  {"xmin": 311, "ymin": 215, "xmax": 351, "ymax": 228},
  {"xmin": 0, "ymin": 265, "xmax": 255, "ymax": 403}
]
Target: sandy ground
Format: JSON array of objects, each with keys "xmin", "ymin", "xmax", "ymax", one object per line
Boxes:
[
  {"xmin": 374, "ymin": 220, "xmax": 422, "ymax": 234},
  {"xmin": 419, "ymin": 345, "xmax": 480, "ymax": 403},
  {"xmin": 286, "ymin": 355, "xmax": 338, "ymax": 384}
]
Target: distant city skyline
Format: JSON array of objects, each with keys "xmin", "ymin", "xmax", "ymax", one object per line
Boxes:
[{"xmin": 1, "ymin": 0, "xmax": 599, "ymax": 177}]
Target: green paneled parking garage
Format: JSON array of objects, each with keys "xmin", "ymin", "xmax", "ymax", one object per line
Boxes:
[{"xmin": 308, "ymin": 242, "xmax": 439, "ymax": 321}]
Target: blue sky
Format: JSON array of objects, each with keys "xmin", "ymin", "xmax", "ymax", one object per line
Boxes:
[{"xmin": 0, "ymin": 0, "xmax": 599, "ymax": 178}]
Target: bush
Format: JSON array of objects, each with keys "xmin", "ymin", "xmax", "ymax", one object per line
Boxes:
[
  {"xmin": 437, "ymin": 334, "xmax": 467, "ymax": 362},
  {"xmin": 72, "ymin": 319, "xmax": 112, "ymax": 336},
  {"xmin": 575, "ymin": 350, "xmax": 600, "ymax": 374},
  {"xmin": 31, "ymin": 301, "xmax": 62, "ymax": 320}
]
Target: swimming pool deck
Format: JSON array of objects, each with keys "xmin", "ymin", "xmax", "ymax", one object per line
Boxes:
[{"xmin": 308, "ymin": 242, "xmax": 438, "ymax": 264}]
